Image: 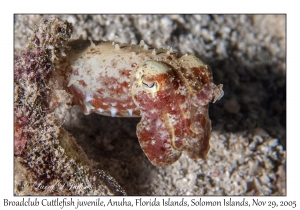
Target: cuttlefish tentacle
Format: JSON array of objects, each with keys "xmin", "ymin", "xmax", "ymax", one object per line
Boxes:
[{"xmin": 131, "ymin": 61, "xmax": 184, "ymax": 165}]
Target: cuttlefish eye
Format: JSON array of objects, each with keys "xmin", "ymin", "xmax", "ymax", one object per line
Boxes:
[
  {"xmin": 140, "ymin": 75, "xmax": 159, "ymax": 92},
  {"xmin": 133, "ymin": 61, "xmax": 171, "ymax": 93}
]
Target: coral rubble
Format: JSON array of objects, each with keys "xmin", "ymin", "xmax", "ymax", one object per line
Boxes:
[{"xmin": 14, "ymin": 17, "xmax": 125, "ymax": 195}]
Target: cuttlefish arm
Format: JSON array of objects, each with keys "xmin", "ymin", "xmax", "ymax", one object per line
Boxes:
[{"xmin": 131, "ymin": 57, "xmax": 223, "ymax": 166}]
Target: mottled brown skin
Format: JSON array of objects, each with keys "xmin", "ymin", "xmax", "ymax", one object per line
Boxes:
[
  {"xmin": 58, "ymin": 39, "xmax": 223, "ymax": 166},
  {"xmin": 131, "ymin": 59, "xmax": 222, "ymax": 166}
]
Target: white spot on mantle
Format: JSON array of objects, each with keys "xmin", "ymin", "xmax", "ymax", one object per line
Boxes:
[
  {"xmin": 85, "ymin": 93, "xmax": 93, "ymax": 102},
  {"xmin": 110, "ymin": 107, "xmax": 118, "ymax": 117},
  {"xmin": 84, "ymin": 102, "xmax": 94, "ymax": 115},
  {"xmin": 128, "ymin": 109, "xmax": 133, "ymax": 116}
]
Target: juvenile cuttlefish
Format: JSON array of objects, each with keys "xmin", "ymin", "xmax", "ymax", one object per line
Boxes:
[{"xmin": 56, "ymin": 39, "xmax": 224, "ymax": 166}]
